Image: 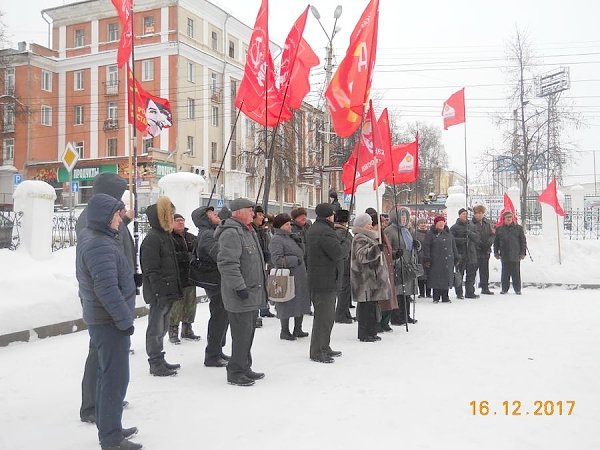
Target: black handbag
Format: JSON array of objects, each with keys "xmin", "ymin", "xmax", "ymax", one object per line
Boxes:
[{"xmin": 188, "ymin": 255, "xmax": 220, "ymax": 289}]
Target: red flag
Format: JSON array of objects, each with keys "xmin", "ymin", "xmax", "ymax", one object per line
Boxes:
[
  {"xmin": 279, "ymin": 7, "xmax": 320, "ymax": 110},
  {"xmin": 382, "ymin": 135, "xmax": 419, "ymax": 185},
  {"xmin": 497, "ymin": 193, "xmax": 519, "ymax": 226},
  {"xmin": 442, "ymin": 88, "xmax": 465, "ymax": 130},
  {"xmin": 325, "ymin": 0, "xmax": 379, "ymax": 137},
  {"xmin": 374, "ymin": 108, "xmax": 392, "ymax": 186},
  {"xmin": 111, "ymin": 0, "xmax": 133, "ymax": 68},
  {"xmin": 127, "ymin": 66, "xmax": 173, "ymax": 140},
  {"xmin": 234, "ymin": 0, "xmax": 290, "ymax": 127},
  {"xmin": 341, "ymin": 101, "xmax": 385, "ymax": 193},
  {"xmin": 538, "ymin": 177, "xmax": 565, "ymax": 216}
]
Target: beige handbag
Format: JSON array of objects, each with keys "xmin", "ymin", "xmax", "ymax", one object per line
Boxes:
[{"xmin": 267, "ymin": 268, "xmax": 295, "ymax": 302}]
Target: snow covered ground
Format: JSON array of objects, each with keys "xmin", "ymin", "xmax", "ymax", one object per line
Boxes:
[{"xmin": 0, "ymin": 287, "xmax": 598, "ymax": 450}]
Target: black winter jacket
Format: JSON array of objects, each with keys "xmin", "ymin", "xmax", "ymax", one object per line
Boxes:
[
  {"xmin": 140, "ymin": 199, "xmax": 182, "ymax": 305},
  {"xmin": 306, "ymin": 218, "xmax": 350, "ymax": 293},
  {"xmin": 450, "ymin": 219, "xmax": 480, "ymax": 266},
  {"xmin": 423, "ymin": 225, "xmax": 459, "ymax": 290},
  {"xmin": 472, "ymin": 216, "xmax": 495, "ymax": 258},
  {"xmin": 494, "ymin": 223, "xmax": 527, "ymax": 262},
  {"xmin": 192, "ymin": 208, "xmax": 221, "ymax": 284},
  {"xmin": 171, "ymin": 228, "xmax": 197, "ymax": 288},
  {"xmin": 76, "ymin": 193, "xmax": 136, "ymax": 330}
]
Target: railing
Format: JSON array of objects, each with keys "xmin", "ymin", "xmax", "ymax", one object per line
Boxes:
[
  {"xmin": 52, "ymin": 215, "xmax": 78, "ymax": 251},
  {"xmin": 104, "ymin": 80, "xmax": 119, "ymax": 96},
  {"xmin": 0, "ymin": 211, "xmax": 22, "ymax": 250}
]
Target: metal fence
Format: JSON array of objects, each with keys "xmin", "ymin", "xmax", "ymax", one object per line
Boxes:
[
  {"xmin": 52, "ymin": 215, "xmax": 78, "ymax": 251},
  {"xmin": 0, "ymin": 211, "xmax": 23, "ymax": 250}
]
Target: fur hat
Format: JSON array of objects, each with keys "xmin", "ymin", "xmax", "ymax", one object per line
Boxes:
[
  {"xmin": 291, "ymin": 207, "xmax": 308, "ymax": 220},
  {"xmin": 354, "ymin": 212, "xmax": 373, "ymax": 228},
  {"xmin": 334, "ymin": 209, "xmax": 350, "ymax": 223},
  {"xmin": 315, "ymin": 203, "xmax": 334, "ymax": 218},
  {"xmin": 272, "ymin": 213, "xmax": 292, "ymax": 229}
]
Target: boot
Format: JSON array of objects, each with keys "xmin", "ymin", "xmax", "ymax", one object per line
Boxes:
[
  {"xmin": 168, "ymin": 325, "xmax": 180, "ymax": 344},
  {"xmin": 101, "ymin": 439, "xmax": 143, "ymax": 450},
  {"xmin": 149, "ymin": 360, "xmax": 177, "ymax": 377},
  {"xmin": 280, "ymin": 319, "xmax": 296, "ymax": 341},
  {"xmin": 181, "ymin": 323, "xmax": 201, "ymax": 341},
  {"xmin": 292, "ymin": 316, "xmax": 309, "ymax": 338}
]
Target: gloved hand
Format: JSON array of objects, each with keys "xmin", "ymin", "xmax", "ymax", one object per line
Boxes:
[
  {"xmin": 122, "ymin": 326, "xmax": 135, "ymax": 336},
  {"xmin": 377, "ymin": 243, "xmax": 384, "ymax": 251},
  {"xmin": 423, "ymin": 259, "xmax": 431, "ymax": 268},
  {"xmin": 394, "ymin": 249, "xmax": 404, "ymax": 259},
  {"xmin": 236, "ymin": 288, "xmax": 249, "ymax": 300},
  {"xmin": 133, "ymin": 273, "xmax": 143, "ymax": 287}
]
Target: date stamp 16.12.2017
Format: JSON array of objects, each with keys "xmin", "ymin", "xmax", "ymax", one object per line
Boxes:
[{"xmin": 470, "ymin": 400, "xmax": 576, "ymax": 416}]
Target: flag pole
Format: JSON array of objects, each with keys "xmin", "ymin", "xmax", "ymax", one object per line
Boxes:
[
  {"xmin": 463, "ymin": 90, "xmax": 469, "ymax": 210},
  {"xmin": 556, "ymin": 212, "xmax": 562, "ymax": 264}
]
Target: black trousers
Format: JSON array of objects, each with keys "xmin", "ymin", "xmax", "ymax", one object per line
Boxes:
[
  {"xmin": 335, "ymin": 278, "xmax": 352, "ymax": 321},
  {"xmin": 501, "ymin": 261, "xmax": 521, "ymax": 293},
  {"xmin": 310, "ymin": 291, "xmax": 336, "ymax": 359},
  {"xmin": 418, "ymin": 279, "xmax": 431, "ymax": 297},
  {"xmin": 88, "ymin": 324, "xmax": 130, "ymax": 448},
  {"xmin": 391, "ymin": 294, "xmax": 411, "ymax": 324},
  {"xmin": 477, "ymin": 257, "xmax": 491, "ymax": 290},
  {"xmin": 146, "ymin": 298, "xmax": 173, "ymax": 363},
  {"xmin": 204, "ymin": 287, "xmax": 229, "ymax": 364},
  {"xmin": 226, "ymin": 310, "xmax": 257, "ymax": 378},
  {"xmin": 455, "ymin": 263, "xmax": 478, "ymax": 297},
  {"xmin": 433, "ymin": 289, "xmax": 450, "ymax": 302},
  {"xmin": 80, "ymin": 339, "xmax": 98, "ymax": 420},
  {"xmin": 357, "ymin": 302, "xmax": 378, "ymax": 339}
]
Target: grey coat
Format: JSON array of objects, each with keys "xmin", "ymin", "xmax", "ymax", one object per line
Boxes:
[
  {"xmin": 216, "ymin": 218, "xmax": 267, "ymax": 313},
  {"xmin": 423, "ymin": 225, "xmax": 459, "ymax": 290},
  {"xmin": 384, "ymin": 223, "xmax": 417, "ymax": 295},
  {"xmin": 350, "ymin": 227, "xmax": 391, "ymax": 303},
  {"xmin": 268, "ymin": 229, "xmax": 311, "ymax": 319}
]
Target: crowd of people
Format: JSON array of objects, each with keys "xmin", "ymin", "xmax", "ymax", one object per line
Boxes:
[{"xmin": 75, "ymin": 174, "xmax": 528, "ymax": 450}]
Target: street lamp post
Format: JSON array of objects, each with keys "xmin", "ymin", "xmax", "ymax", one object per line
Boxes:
[{"xmin": 311, "ymin": 5, "xmax": 342, "ymax": 203}]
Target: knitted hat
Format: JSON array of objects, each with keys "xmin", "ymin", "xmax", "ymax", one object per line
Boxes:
[
  {"xmin": 458, "ymin": 208, "xmax": 467, "ymax": 216},
  {"xmin": 253, "ymin": 205, "xmax": 265, "ymax": 214},
  {"xmin": 272, "ymin": 213, "xmax": 292, "ymax": 229},
  {"xmin": 315, "ymin": 203, "xmax": 334, "ymax": 218},
  {"xmin": 174, "ymin": 213, "xmax": 185, "ymax": 220},
  {"xmin": 433, "ymin": 215, "xmax": 446, "ymax": 225},
  {"xmin": 502, "ymin": 210, "xmax": 513, "ymax": 217}
]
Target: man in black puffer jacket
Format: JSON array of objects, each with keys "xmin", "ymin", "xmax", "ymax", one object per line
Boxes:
[
  {"xmin": 450, "ymin": 208, "xmax": 481, "ymax": 299},
  {"xmin": 494, "ymin": 211, "xmax": 527, "ymax": 295},
  {"xmin": 76, "ymin": 193, "xmax": 141, "ymax": 450},
  {"xmin": 192, "ymin": 206, "xmax": 230, "ymax": 368},
  {"xmin": 140, "ymin": 196, "xmax": 183, "ymax": 377}
]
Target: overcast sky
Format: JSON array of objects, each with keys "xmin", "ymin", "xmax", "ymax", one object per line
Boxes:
[{"xmin": 2, "ymin": 0, "xmax": 600, "ymax": 188}]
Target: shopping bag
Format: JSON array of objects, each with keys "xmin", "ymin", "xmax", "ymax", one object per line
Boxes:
[{"xmin": 267, "ymin": 268, "xmax": 295, "ymax": 302}]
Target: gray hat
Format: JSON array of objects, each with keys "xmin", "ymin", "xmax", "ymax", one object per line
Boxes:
[
  {"xmin": 230, "ymin": 198, "xmax": 255, "ymax": 212},
  {"xmin": 354, "ymin": 212, "xmax": 373, "ymax": 228}
]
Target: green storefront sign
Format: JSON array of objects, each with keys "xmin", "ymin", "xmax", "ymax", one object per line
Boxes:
[
  {"xmin": 58, "ymin": 164, "xmax": 118, "ymax": 182},
  {"xmin": 155, "ymin": 162, "xmax": 176, "ymax": 178}
]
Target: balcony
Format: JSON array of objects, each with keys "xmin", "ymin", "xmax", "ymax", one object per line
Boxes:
[
  {"xmin": 211, "ymin": 88, "xmax": 222, "ymax": 103},
  {"xmin": 104, "ymin": 80, "xmax": 119, "ymax": 96},
  {"xmin": 5, "ymin": 86, "xmax": 15, "ymax": 97},
  {"xmin": 103, "ymin": 118, "xmax": 118, "ymax": 131}
]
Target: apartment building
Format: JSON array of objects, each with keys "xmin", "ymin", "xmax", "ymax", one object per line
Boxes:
[{"xmin": 0, "ymin": 0, "xmax": 323, "ymax": 209}]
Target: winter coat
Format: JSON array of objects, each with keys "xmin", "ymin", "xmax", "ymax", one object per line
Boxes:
[
  {"xmin": 379, "ymin": 235, "xmax": 399, "ymax": 311},
  {"xmin": 252, "ymin": 222, "xmax": 271, "ymax": 266},
  {"xmin": 415, "ymin": 228, "xmax": 429, "ymax": 280},
  {"xmin": 268, "ymin": 228, "xmax": 311, "ymax": 319},
  {"xmin": 450, "ymin": 219, "xmax": 480, "ymax": 266},
  {"xmin": 350, "ymin": 227, "xmax": 391, "ymax": 303},
  {"xmin": 191, "ymin": 208, "xmax": 220, "ymax": 284},
  {"xmin": 76, "ymin": 193, "xmax": 136, "ymax": 330},
  {"xmin": 384, "ymin": 222, "xmax": 417, "ymax": 295},
  {"xmin": 291, "ymin": 220, "xmax": 311, "ymax": 267},
  {"xmin": 472, "ymin": 216, "xmax": 495, "ymax": 258},
  {"xmin": 494, "ymin": 223, "xmax": 527, "ymax": 262},
  {"xmin": 306, "ymin": 218, "xmax": 350, "ymax": 293},
  {"xmin": 334, "ymin": 223, "xmax": 352, "ymax": 288},
  {"xmin": 140, "ymin": 197, "xmax": 183, "ymax": 305},
  {"xmin": 216, "ymin": 217, "xmax": 267, "ymax": 313},
  {"xmin": 171, "ymin": 228, "xmax": 197, "ymax": 288},
  {"xmin": 75, "ymin": 173, "xmax": 135, "ymax": 270},
  {"xmin": 423, "ymin": 225, "xmax": 459, "ymax": 290}
]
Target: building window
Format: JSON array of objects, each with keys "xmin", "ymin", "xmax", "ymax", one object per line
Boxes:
[
  {"xmin": 142, "ymin": 59, "xmax": 154, "ymax": 81},
  {"xmin": 229, "ymin": 41, "xmax": 235, "ymax": 59},
  {"xmin": 74, "ymin": 105, "xmax": 84, "ymax": 125},
  {"xmin": 107, "ymin": 138, "xmax": 118, "ymax": 157},
  {"xmin": 143, "ymin": 16, "xmax": 155, "ymax": 35},
  {"xmin": 143, "ymin": 138, "xmax": 153, "ymax": 153},
  {"xmin": 5, "ymin": 68, "xmax": 15, "ymax": 95},
  {"xmin": 108, "ymin": 23, "xmax": 120, "ymax": 42},
  {"xmin": 3, "ymin": 105, "xmax": 15, "ymax": 132},
  {"xmin": 211, "ymin": 142, "xmax": 218, "ymax": 162},
  {"xmin": 243, "ymin": 44, "xmax": 248, "ymax": 64},
  {"xmin": 74, "ymin": 29, "xmax": 85, "ymax": 47},
  {"xmin": 41, "ymin": 105, "xmax": 52, "ymax": 126},
  {"xmin": 3, "ymin": 138, "xmax": 15, "ymax": 164},
  {"xmin": 187, "ymin": 62, "xmax": 194, "ymax": 82},
  {"xmin": 211, "ymin": 106, "xmax": 219, "ymax": 127},
  {"xmin": 187, "ymin": 136, "xmax": 194, "ymax": 157},
  {"xmin": 187, "ymin": 98, "xmax": 195, "ymax": 119},
  {"xmin": 107, "ymin": 102, "xmax": 118, "ymax": 120},
  {"xmin": 74, "ymin": 70, "xmax": 84, "ymax": 91},
  {"xmin": 187, "ymin": 18, "xmax": 194, "ymax": 38},
  {"xmin": 41, "ymin": 70, "xmax": 52, "ymax": 92},
  {"xmin": 74, "ymin": 141, "xmax": 84, "ymax": 158},
  {"xmin": 211, "ymin": 72, "xmax": 218, "ymax": 92},
  {"xmin": 211, "ymin": 31, "xmax": 218, "ymax": 51}
]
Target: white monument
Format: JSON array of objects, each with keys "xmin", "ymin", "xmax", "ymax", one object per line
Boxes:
[{"xmin": 158, "ymin": 172, "xmax": 206, "ymax": 234}]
